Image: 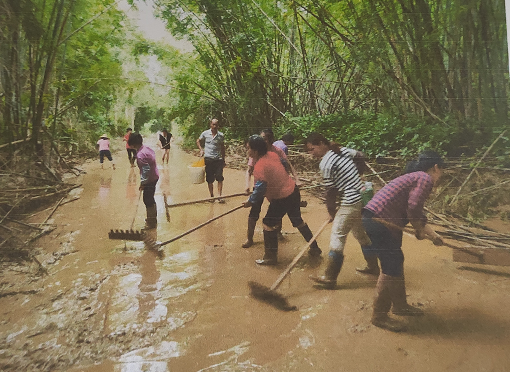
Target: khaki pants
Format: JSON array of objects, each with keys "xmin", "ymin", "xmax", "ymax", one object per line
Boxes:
[{"xmin": 329, "ymin": 201, "xmax": 371, "ymax": 253}]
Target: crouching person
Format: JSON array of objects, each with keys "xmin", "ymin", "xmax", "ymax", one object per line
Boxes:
[
  {"xmin": 128, "ymin": 133, "xmax": 159, "ymax": 229},
  {"xmin": 242, "ymin": 135, "xmax": 321, "ymax": 265}
]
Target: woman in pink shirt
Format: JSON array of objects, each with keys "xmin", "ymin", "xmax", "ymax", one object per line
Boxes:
[
  {"xmin": 242, "ymin": 135, "xmax": 321, "ymax": 265},
  {"xmin": 127, "ymin": 133, "xmax": 160, "ymax": 229},
  {"xmin": 96, "ymin": 134, "xmax": 115, "ymax": 170}
]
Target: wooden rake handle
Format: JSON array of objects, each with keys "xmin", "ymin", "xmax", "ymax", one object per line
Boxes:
[
  {"xmin": 158, "ymin": 204, "xmax": 244, "ymax": 247},
  {"xmin": 164, "ymin": 192, "xmax": 248, "ymax": 208},
  {"xmin": 372, "ymin": 217, "xmax": 483, "ymax": 259},
  {"xmin": 270, "ymin": 219, "xmax": 331, "ymax": 291}
]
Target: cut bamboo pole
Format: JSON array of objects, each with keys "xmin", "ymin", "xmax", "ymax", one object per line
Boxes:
[{"xmin": 164, "ymin": 192, "xmax": 248, "ymax": 208}]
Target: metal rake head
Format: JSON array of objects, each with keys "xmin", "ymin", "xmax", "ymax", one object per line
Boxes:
[{"xmin": 108, "ymin": 229, "xmax": 145, "ymax": 241}]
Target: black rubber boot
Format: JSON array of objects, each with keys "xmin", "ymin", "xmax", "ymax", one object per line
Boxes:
[
  {"xmin": 256, "ymin": 230, "xmax": 278, "ymax": 265},
  {"xmin": 298, "ymin": 224, "xmax": 322, "ymax": 257},
  {"xmin": 242, "ymin": 218, "xmax": 257, "ymax": 248},
  {"xmin": 144, "ymin": 204, "xmax": 157, "ymax": 230},
  {"xmin": 309, "ymin": 252, "xmax": 344, "ymax": 289}
]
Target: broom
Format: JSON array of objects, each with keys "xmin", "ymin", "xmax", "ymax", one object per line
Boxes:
[
  {"xmin": 145, "ymin": 204, "xmax": 244, "ymax": 250},
  {"xmin": 249, "ymin": 219, "xmax": 330, "ymax": 311}
]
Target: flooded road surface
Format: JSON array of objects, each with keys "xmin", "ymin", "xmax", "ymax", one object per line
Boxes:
[{"xmin": 1, "ymin": 138, "xmax": 510, "ymax": 371}]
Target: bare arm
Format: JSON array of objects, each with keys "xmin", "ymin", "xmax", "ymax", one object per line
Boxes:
[
  {"xmin": 196, "ymin": 138, "xmax": 204, "ymax": 156},
  {"xmin": 325, "ymin": 187, "xmax": 338, "ymax": 221}
]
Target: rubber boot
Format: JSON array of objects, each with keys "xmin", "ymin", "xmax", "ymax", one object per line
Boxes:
[
  {"xmin": 391, "ymin": 276, "xmax": 424, "ymax": 316},
  {"xmin": 144, "ymin": 204, "xmax": 158, "ymax": 230},
  {"xmin": 256, "ymin": 230, "xmax": 278, "ymax": 265},
  {"xmin": 309, "ymin": 251, "xmax": 344, "ymax": 289},
  {"xmin": 242, "ymin": 218, "xmax": 257, "ymax": 248},
  {"xmin": 371, "ymin": 274, "xmax": 407, "ymax": 332},
  {"xmin": 298, "ymin": 224, "xmax": 322, "ymax": 257},
  {"xmin": 356, "ymin": 255, "xmax": 380, "ymax": 276}
]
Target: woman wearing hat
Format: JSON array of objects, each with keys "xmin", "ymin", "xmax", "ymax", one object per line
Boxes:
[{"xmin": 96, "ymin": 134, "xmax": 115, "ymax": 170}]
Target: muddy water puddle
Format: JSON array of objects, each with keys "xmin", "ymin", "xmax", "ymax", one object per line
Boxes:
[{"xmin": 2, "ymin": 139, "xmax": 510, "ymax": 371}]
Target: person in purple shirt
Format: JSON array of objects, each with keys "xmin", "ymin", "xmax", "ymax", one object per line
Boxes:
[
  {"xmin": 362, "ymin": 150, "xmax": 444, "ymax": 332},
  {"xmin": 272, "ymin": 132, "xmax": 294, "ymax": 155},
  {"xmin": 128, "ymin": 133, "xmax": 160, "ymax": 229}
]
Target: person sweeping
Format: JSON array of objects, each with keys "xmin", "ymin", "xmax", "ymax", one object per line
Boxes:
[
  {"xmin": 362, "ymin": 150, "xmax": 444, "ymax": 332},
  {"xmin": 304, "ymin": 133, "xmax": 374, "ymax": 289},
  {"xmin": 242, "ymin": 128, "xmax": 301, "ymax": 248},
  {"xmin": 242, "ymin": 135, "xmax": 321, "ymax": 265},
  {"xmin": 128, "ymin": 133, "xmax": 159, "ymax": 230}
]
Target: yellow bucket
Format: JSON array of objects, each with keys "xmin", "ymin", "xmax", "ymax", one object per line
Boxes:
[{"xmin": 189, "ymin": 158, "xmax": 205, "ymax": 184}]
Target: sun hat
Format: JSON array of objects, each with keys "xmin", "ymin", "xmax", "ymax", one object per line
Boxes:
[{"xmin": 100, "ymin": 134, "xmax": 108, "ymax": 139}]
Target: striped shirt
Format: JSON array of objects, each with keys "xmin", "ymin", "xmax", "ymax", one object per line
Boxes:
[
  {"xmin": 319, "ymin": 149, "xmax": 362, "ymax": 205},
  {"xmin": 364, "ymin": 171, "xmax": 434, "ymax": 228}
]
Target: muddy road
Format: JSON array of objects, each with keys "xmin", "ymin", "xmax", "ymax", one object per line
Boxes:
[{"xmin": 1, "ymin": 137, "xmax": 510, "ymax": 371}]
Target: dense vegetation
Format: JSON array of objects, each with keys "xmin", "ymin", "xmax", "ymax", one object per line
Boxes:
[{"xmin": 0, "ymin": 0, "xmax": 509, "ymax": 160}]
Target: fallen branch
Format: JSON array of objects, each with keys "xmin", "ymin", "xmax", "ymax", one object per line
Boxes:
[{"xmin": 449, "ymin": 129, "xmax": 507, "ymax": 206}]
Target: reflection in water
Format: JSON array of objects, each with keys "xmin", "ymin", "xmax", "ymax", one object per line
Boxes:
[
  {"xmin": 138, "ymin": 249, "xmax": 164, "ymax": 324},
  {"xmin": 98, "ymin": 176, "xmax": 112, "ymax": 200},
  {"xmin": 116, "ymin": 341, "xmax": 181, "ymax": 372}
]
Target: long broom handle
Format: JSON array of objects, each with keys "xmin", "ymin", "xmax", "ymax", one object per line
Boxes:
[
  {"xmin": 372, "ymin": 217, "xmax": 483, "ymax": 259},
  {"xmin": 165, "ymin": 192, "xmax": 248, "ymax": 208},
  {"xmin": 270, "ymin": 219, "xmax": 331, "ymax": 291},
  {"xmin": 158, "ymin": 205, "xmax": 244, "ymax": 247}
]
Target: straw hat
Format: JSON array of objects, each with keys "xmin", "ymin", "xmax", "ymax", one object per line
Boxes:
[{"xmin": 100, "ymin": 134, "xmax": 108, "ymax": 139}]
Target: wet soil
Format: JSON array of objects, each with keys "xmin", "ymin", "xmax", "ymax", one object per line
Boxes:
[{"xmin": 1, "ymin": 137, "xmax": 510, "ymax": 371}]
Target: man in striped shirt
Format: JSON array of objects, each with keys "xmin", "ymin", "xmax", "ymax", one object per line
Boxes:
[{"xmin": 305, "ymin": 133, "xmax": 373, "ymax": 289}]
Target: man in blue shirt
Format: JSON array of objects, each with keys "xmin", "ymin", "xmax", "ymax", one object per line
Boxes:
[{"xmin": 196, "ymin": 119, "xmax": 226, "ymax": 202}]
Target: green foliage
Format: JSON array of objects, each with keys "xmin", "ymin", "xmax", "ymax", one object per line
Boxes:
[{"xmin": 274, "ymin": 112, "xmax": 458, "ymax": 157}]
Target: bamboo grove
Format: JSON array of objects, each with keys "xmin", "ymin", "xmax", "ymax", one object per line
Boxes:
[
  {"xmin": 157, "ymin": 0, "xmax": 509, "ymax": 155},
  {"xmin": 0, "ymin": 0, "xmax": 509, "ymax": 158}
]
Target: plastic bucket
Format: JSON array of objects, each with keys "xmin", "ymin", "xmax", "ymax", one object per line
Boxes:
[{"xmin": 188, "ymin": 165, "xmax": 205, "ymax": 184}]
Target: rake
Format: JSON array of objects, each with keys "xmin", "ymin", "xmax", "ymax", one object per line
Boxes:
[
  {"xmin": 249, "ymin": 219, "xmax": 330, "ymax": 311},
  {"xmin": 145, "ymin": 204, "xmax": 244, "ymax": 250},
  {"xmin": 109, "ymin": 192, "xmax": 145, "ymax": 241}
]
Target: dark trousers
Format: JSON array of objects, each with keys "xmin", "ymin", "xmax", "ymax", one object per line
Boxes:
[
  {"xmin": 127, "ymin": 148, "xmax": 137, "ymax": 162},
  {"xmin": 142, "ymin": 180, "xmax": 158, "ymax": 208},
  {"xmin": 361, "ymin": 210, "xmax": 404, "ymax": 277},
  {"xmin": 99, "ymin": 150, "xmax": 113, "ymax": 163},
  {"xmin": 204, "ymin": 158, "xmax": 224, "ymax": 183},
  {"xmin": 262, "ymin": 186, "xmax": 303, "ymax": 229}
]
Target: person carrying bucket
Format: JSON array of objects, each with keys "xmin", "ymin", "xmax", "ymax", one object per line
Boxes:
[
  {"xmin": 128, "ymin": 133, "xmax": 159, "ymax": 229},
  {"xmin": 196, "ymin": 118, "xmax": 226, "ymax": 203},
  {"xmin": 304, "ymin": 133, "xmax": 374, "ymax": 289}
]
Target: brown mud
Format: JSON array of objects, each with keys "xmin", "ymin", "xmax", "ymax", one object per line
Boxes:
[{"xmin": 1, "ymin": 137, "xmax": 510, "ymax": 371}]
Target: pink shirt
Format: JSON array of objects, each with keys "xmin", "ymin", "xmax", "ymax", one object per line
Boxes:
[
  {"xmin": 253, "ymin": 151, "xmax": 295, "ymax": 201},
  {"xmin": 248, "ymin": 145, "xmax": 286, "ymax": 167},
  {"xmin": 97, "ymin": 138, "xmax": 110, "ymax": 151},
  {"xmin": 136, "ymin": 145, "xmax": 159, "ymax": 184}
]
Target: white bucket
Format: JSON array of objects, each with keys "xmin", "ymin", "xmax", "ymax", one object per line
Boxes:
[{"xmin": 188, "ymin": 165, "xmax": 205, "ymax": 184}]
